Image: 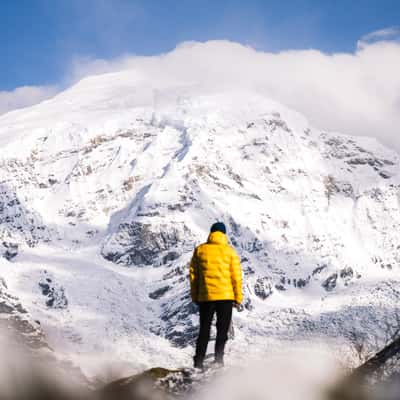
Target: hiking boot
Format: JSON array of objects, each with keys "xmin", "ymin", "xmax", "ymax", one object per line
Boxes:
[
  {"xmin": 214, "ymin": 357, "xmax": 224, "ymax": 367},
  {"xmin": 193, "ymin": 356, "xmax": 204, "ymax": 370}
]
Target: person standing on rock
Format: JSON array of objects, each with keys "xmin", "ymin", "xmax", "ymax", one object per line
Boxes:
[{"xmin": 189, "ymin": 222, "xmax": 243, "ymax": 369}]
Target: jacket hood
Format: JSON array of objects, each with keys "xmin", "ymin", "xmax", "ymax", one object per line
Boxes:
[{"xmin": 207, "ymin": 231, "xmax": 228, "ymax": 245}]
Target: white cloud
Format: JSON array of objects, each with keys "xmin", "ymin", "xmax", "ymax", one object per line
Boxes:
[
  {"xmin": 3, "ymin": 28, "xmax": 400, "ymax": 151},
  {"xmin": 69, "ymin": 37, "xmax": 400, "ymax": 151},
  {"xmin": 357, "ymin": 26, "xmax": 400, "ymax": 49},
  {"xmin": 0, "ymin": 86, "xmax": 59, "ymax": 116}
]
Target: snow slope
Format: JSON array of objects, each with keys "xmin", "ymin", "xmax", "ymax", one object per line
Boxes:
[{"xmin": 0, "ymin": 61, "xmax": 399, "ymax": 378}]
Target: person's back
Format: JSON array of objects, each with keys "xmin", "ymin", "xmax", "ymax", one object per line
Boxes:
[{"xmin": 189, "ymin": 222, "xmax": 243, "ymax": 369}]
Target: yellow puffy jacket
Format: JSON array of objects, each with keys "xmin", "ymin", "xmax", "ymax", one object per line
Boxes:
[{"xmin": 189, "ymin": 231, "xmax": 243, "ymax": 304}]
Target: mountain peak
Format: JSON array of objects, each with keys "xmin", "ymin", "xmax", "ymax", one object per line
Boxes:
[{"xmin": 0, "ymin": 62, "xmax": 399, "ymax": 376}]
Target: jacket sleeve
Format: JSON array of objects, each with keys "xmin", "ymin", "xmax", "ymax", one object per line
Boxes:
[
  {"xmin": 230, "ymin": 249, "xmax": 243, "ymax": 304},
  {"xmin": 189, "ymin": 248, "xmax": 199, "ymax": 302}
]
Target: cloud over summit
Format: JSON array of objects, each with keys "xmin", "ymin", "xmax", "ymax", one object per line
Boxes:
[
  {"xmin": 3, "ymin": 33, "xmax": 400, "ymax": 150},
  {"xmin": 70, "ymin": 37, "xmax": 400, "ymax": 150}
]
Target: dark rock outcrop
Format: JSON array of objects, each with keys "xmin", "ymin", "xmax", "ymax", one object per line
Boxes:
[
  {"xmin": 254, "ymin": 277, "xmax": 273, "ymax": 300},
  {"xmin": 149, "ymin": 286, "xmax": 171, "ymax": 300},
  {"xmin": 1, "ymin": 241, "xmax": 18, "ymax": 260},
  {"xmin": 322, "ymin": 273, "xmax": 338, "ymax": 292},
  {"xmin": 101, "ymin": 222, "xmax": 187, "ymax": 267},
  {"xmin": 38, "ymin": 278, "xmax": 68, "ymax": 309}
]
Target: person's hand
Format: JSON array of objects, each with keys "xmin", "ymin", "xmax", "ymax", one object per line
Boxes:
[{"xmin": 233, "ymin": 302, "xmax": 244, "ymax": 312}]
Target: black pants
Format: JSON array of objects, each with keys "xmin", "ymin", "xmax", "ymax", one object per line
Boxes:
[{"xmin": 195, "ymin": 300, "xmax": 233, "ymax": 363}]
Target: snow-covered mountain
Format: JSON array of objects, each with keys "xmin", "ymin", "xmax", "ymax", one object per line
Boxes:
[{"xmin": 0, "ymin": 58, "xmax": 399, "ymax": 379}]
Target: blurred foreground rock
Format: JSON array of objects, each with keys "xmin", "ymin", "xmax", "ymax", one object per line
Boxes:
[
  {"xmin": 98, "ymin": 367, "xmax": 194, "ymax": 400},
  {"xmin": 329, "ymin": 336, "xmax": 400, "ymax": 400}
]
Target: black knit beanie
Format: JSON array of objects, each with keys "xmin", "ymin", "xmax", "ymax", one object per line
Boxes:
[{"xmin": 210, "ymin": 222, "xmax": 226, "ymax": 234}]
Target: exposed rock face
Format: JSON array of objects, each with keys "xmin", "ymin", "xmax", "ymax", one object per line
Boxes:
[
  {"xmin": 38, "ymin": 277, "xmax": 68, "ymax": 309},
  {"xmin": 254, "ymin": 277, "xmax": 273, "ymax": 300},
  {"xmin": 322, "ymin": 273, "xmax": 338, "ymax": 292},
  {"xmin": 149, "ymin": 286, "xmax": 171, "ymax": 300},
  {"xmin": 161, "ymin": 297, "xmax": 198, "ymax": 346},
  {"xmin": 101, "ymin": 222, "xmax": 188, "ymax": 267},
  {"xmin": 340, "ymin": 267, "xmax": 355, "ymax": 286},
  {"xmin": 0, "ymin": 276, "xmax": 49, "ymax": 350},
  {"xmin": 0, "ymin": 184, "xmax": 50, "ymax": 259},
  {"xmin": 0, "ymin": 241, "xmax": 18, "ymax": 260}
]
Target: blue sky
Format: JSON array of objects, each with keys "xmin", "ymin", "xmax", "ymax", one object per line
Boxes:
[{"xmin": 1, "ymin": 0, "xmax": 400, "ymax": 91}]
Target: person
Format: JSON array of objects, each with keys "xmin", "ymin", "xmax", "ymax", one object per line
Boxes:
[{"xmin": 189, "ymin": 222, "xmax": 243, "ymax": 369}]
